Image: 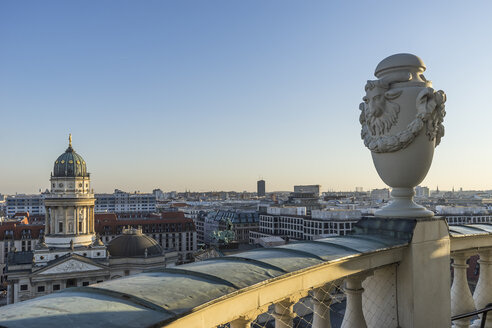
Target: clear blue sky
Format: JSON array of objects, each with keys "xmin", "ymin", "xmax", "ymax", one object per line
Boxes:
[{"xmin": 1, "ymin": 0, "xmax": 491, "ymax": 193}]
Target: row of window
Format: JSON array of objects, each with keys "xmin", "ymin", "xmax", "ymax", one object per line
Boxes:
[
  {"xmin": 259, "ymin": 222, "xmax": 355, "ymax": 239},
  {"xmin": 20, "ymin": 279, "xmax": 104, "ymax": 293}
]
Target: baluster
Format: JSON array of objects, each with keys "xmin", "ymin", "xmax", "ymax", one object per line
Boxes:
[
  {"xmin": 341, "ymin": 275, "xmax": 367, "ymax": 328},
  {"xmin": 451, "ymin": 253, "xmax": 475, "ymax": 328},
  {"xmin": 473, "ymin": 251, "xmax": 492, "ymax": 328},
  {"xmin": 230, "ymin": 317, "xmax": 252, "ymax": 328},
  {"xmin": 311, "ymin": 284, "xmax": 333, "ymax": 328},
  {"xmin": 272, "ymin": 298, "xmax": 296, "ymax": 328}
]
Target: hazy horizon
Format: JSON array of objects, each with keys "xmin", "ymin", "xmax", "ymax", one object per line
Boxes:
[{"xmin": 2, "ymin": 1, "xmax": 492, "ymax": 194}]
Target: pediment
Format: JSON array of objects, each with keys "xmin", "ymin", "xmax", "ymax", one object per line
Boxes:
[{"xmin": 39, "ymin": 259, "xmax": 104, "ymax": 275}]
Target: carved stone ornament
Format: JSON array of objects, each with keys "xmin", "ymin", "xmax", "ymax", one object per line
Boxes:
[
  {"xmin": 360, "ymin": 74, "xmax": 446, "ymax": 153},
  {"xmin": 361, "ymin": 54, "xmax": 447, "ymax": 218},
  {"xmin": 40, "ymin": 259, "xmax": 101, "ymax": 274}
]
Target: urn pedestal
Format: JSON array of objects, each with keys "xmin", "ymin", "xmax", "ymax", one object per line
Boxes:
[{"xmin": 359, "ymin": 53, "xmax": 446, "ymax": 218}]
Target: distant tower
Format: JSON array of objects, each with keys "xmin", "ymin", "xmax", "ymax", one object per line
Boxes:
[{"xmin": 257, "ymin": 179, "xmax": 266, "ymax": 197}]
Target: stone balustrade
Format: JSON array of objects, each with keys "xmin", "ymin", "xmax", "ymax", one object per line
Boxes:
[
  {"xmin": 220, "ymin": 265, "xmax": 396, "ymax": 328},
  {"xmin": 4, "ymin": 218, "xmax": 492, "ymax": 328},
  {"xmin": 449, "ymin": 224, "xmax": 492, "ymax": 328}
]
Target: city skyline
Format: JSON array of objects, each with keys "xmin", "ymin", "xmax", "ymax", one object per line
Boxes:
[{"xmin": 2, "ymin": 1, "xmax": 492, "ymax": 193}]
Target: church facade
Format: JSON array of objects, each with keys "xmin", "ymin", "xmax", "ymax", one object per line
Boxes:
[{"xmin": 6, "ymin": 136, "xmax": 169, "ymax": 304}]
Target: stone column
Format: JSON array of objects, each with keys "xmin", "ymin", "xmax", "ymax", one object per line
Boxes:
[
  {"xmin": 88, "ymin": 206, "xmax": 92, "ymax": 233},
  {"xmin": 75, "ymin": 207, "xmax": 79, "ymax": 235},
  {"xmin": 473, "ymin": 251, "xmax": 492, "ymax": 328},
  {"xmin": 7, "ymin": 283, "xmax": 13, "ymax": 305},
  {"xmin": 87, "ymin": 207, "xmax": 91, "ymax": 233},
  {"xmin": 311, "ymin": 285, "xmax": 333, "ymax": 328},
  {"xmin": 272, "ymin": 298, "xmax": 296, "ymax": 328},
  {"xmin": 51, "ymin": 208, "xmax": 56, "ymax": 234},
  {"xmin": 90, "ymin": 206, "xmax": 94, "ymax": 233},
  {"xmin": 71, "ymin": 207, "xmax": 75, "ymax": 234},
  {"xmin": 45, "ymin": 209, "xmax": 50, "ymax": 234},
  {"xmin": 13, "ymin": 282, "xmax": 19, "ymax": 304},
  {"xmin": 451, "ymin": 252, "xmax": 475, "ymax": 328},
  {"xmin": 83, "ymin": 206, "xmax": 87, "ymax": 233},
  {"xmin": 341, "ymin": 276, "xmax": 367, "ymax": 328},
  {"xmin": 64, "ymin": 207, "xmax": 68, "ymax": 233}
]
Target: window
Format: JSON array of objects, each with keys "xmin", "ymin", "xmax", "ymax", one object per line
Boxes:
[
  {"xmin": 124, "ymin": 270, "xmax": 130, "ymax": 276},
  {"xmin": 20, "ymin": 284, "xmax": 28, "ymax": 291},
  {"xmin": 59, "ymin": 222, "xmax": 63, "ymax": 233},
  {"xmin": 66, "ymin": 279, "xmax": 77, "ymax": 288},
  {"xmin": 53, "ymin": 284, "xmax": 60, "ymax": 291},
  {"xmin": 82, "ymin": 281, "xmax": 89, "ymax": 286},
  {"xmin": 37, "ymin": 286, "xmax": 45, "ymax": 292}
]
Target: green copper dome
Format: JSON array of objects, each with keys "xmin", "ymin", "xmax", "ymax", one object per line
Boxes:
[
  {"xmin": 53, "ymin": 135, "xmax": 88, "ymax": 178},
  {"xmin": 107, "ymin": 229, "xmax": 162, "ymax": 258}
]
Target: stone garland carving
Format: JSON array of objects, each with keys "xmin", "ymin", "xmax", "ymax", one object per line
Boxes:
[{"xmin": 359, "ymin": 80, "xmax": 446, "ymax": 153}]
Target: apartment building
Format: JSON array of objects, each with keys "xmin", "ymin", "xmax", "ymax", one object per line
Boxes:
[
  {"xmin": 95, "ymin": 189, "xmax": 156, "ymax": 213},
  {"xmin": 6, "ymin": 194, "xmax": 46, "ymax": 217}
]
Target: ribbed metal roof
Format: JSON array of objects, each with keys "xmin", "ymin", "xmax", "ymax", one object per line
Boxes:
[
  {"xmin": 207, "ymin": 210, "xmax": 259, "ymax": 223},
  {"xmin": 0, "ymin": 217, "xmax": 415, "ymax": 328},
  {"xmin": 449, "ymin": 223, "xmax": 492, "ymax": 236}
]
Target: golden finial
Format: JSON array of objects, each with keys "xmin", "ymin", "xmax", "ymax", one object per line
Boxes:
[{"xmin": 69, "ymin": 134, "xmax": 72, "ymax": 148}]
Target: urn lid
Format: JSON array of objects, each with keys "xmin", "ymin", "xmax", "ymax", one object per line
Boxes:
[{"xmin": 375, "ymin": 53, "xmax": 426, "ymax": 77}]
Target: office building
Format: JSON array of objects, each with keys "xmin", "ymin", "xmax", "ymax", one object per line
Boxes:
[
  {"xmin": 250, "ymin": 206, "xmax": 361, "ymax": 243},
  {"xmin": 257, "ymin": 180, "xmax": 266, "ymax": 197},
  {"xmin": 95, "ymin": 190, "xmax": 157, "ymax": 213}
]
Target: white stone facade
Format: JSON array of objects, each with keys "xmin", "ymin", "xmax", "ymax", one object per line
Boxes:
[{"xmin": 252, "ymin": 208, "xmax": 360, "ymax": 243}]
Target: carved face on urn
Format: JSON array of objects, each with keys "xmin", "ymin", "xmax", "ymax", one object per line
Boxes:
[{"xmin": 361, "ymin": 81, "xmax": 403, "ymax": 136}]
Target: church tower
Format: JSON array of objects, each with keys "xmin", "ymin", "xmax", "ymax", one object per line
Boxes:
[
  {"xmin": 33, "ymin": 135, "xmax": 106, "ymax": 266},
  {"xmin": 44, "ymin": 134, "xmax": 96, "ymax": 248}
]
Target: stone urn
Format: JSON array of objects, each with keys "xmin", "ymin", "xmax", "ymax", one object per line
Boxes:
[{"xmin": 359, "ymin": 53, "xmax": 446, "ymax": 218}]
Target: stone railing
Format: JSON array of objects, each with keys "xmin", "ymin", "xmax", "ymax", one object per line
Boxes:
[
  {"xmin": 449, "ymin": 224, "xmax": 492, "ymax": 328},
  {"xmin": 4, "ymin": 217, "xmax": 492, "ymax": 328},
  {"xmin": 0, "ymin": 217, "xmax": 416, "ymax": 327}
]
